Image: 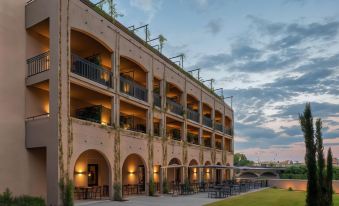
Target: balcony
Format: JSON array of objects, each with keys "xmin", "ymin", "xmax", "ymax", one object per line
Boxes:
[
  {"xmin": 204, "ymin": 138, "xmax": 212, "ymax": 148},
  {"xmin": 225, "ymin": 128, "xmax": 233, "ymax": 136},
  {"xmin": 215, "ymin": 141, "xmax": 222, "ymax": 150},
  {"xmin": 187, "ymin": 109, "xmax": 199, "ymax": 123},
  {"xmin": 169, "ymin": 129, "xmax": 181, "ymax": 141},
  {"xmin": 166, "ymin": 98, "xmax": 184, "ymax": 116},
  {"xmin": 215, "ymin": 122, "xmax": 223, "ymax": 132},
  {"xmin": 187, "ymin": 132, "xmax": 199, "ymax": 145},
  {"xmin": 153, "ymin": 92, "xmax": 161, "ymax": 107},
  {"xmin": 120, "ymin": 115, "xmax": 146, "ymax": 133},
  {"xmin": 75, "ymin": 105, "xmax": 111, "ymax": 125},
  {"xmin": 203, "ymin": 116, "xmax": 213, "ymax": 128},
  {"xmin": 27, "ymin": 51, "xmax": 50, "ymax": 77},
  {"xmin": 120, "ymin": 76, "xmax": 148, "ymax": 102},
  {"xmin": 71, "ymin": 54, "xmax": 113, "ymax": 88}
]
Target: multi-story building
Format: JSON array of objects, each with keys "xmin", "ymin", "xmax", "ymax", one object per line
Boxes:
[{"xmin": 0, "ymin": 0, "xmax": 234, "ymax": 204}]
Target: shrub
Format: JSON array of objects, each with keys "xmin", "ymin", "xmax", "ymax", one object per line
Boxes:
[
  {"xmin": 0, "ymin": 188, "xmax": 13, "ymax": 205},
  {"xmin": 149, "ymin": 178, "xmax": 155, "ymax": 196},
  {"xmin": 162, "ymin": 178, "xmax": 169, "ymax": 194},
  {"xmin": 13, "ymin": 195, "xmax": 45, "ymax": 206},
  {"xmin": 113, "ymin": 183, "xmax": 122, "ymax": 201},
  {"xmin": 288, "ymin": 187, "xmax": 293, "ymax": 191},
  {"xmin": 0, "ymin": 188, "xmax": 45, "ymax": 206},
  {"xmin": 59, "ymin": 179, "xmax": 74, "ymax": 206}
]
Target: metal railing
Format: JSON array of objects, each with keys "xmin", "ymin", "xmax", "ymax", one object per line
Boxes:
[
  {"xmin": 202, "ymin": 116, "xmax": 213, "ymax": 128},
  {"xmin": 27, "ymin": 51, "xmax": 50, "ymax": 77},
  {"xmin": 153, "ymin": 92, "xmax": 161, "ymax": 107},
  {"xmin": 215, "ymin": 122, "xmax": 223, "ymax": 132},
  {"xmin": 26, "ymin": 113, "xmax": 50, "ymax": 121},
  {"xmin": 225, "ymin": 128, "xmax": 233, "ymax": 136},
  {"xmin": 166, "ymin": 98, "xmax": 184, "ymax": 116},
  {"xmin": 187, "ymin": 109, "xmax": 199, "ymax": 123},
  {"xmin": 75, "ymin": 105, "xmax": 111, "ymax": 125},
  {"xmin": 120, "ymin": 115, "xmax": 147, "ymax": 133},
  {"xmin": 187, "ymin": 132, "xmax": 199, "ymax": 145},
  {"xmin": 120, "ymin": 76, "xmax": 148, "ymax": 102},
  {"xmin": 71, "ymin": 54, "xmax": 113, "ymax": 88}
]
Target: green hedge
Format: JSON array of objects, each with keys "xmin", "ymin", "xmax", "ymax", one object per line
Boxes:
[{"xmin": 0, "ymin": 189, "xmax": 45, "ymax": 206}]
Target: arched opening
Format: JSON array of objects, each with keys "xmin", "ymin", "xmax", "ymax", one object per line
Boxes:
[
  {"xmin": 216, "ymin": 162, "xmax": 222, "ymax": 184},
  {"xmin": 122, "ymin": 154, "xmax": 147, "ymax": 196},
  {"xmin": 166, "ymin": 82, "xmax": 183, "ymax": 116},
  {"xmin": 214, "ymin": 110, "xmax": 223, "ymax": 132},
  {"xmin": 167, "ymin": 158, "xmax": 182, "ymax": 186},
  {"xmin": 186, "ymin": 94, "xmax": 200, "ymax": 123},
  {"xmin": 73, "ymin": 150, "xmax": 110, "ymax": 200},
  {"xmin": 202, "ymin": 103, "xmax": 213, "ymax": 128},
  {"xmin": 71, "ymin": 29, "xmax": 113, "ymax": 87},
  {"xmin": 239, "ymin": 172, "xmax": 258, "ymax": 179},
  {"xmin": 188, "ymin": 159, "xmax": 199, "ymax": 183},
  {"xmin": 260, "ymin": 172, "xmax": 278, "ymax": 179},
  {"xmin": 224, "ymin": 116, "xmax": 233, "ymax": 136},
  {"xmin": 120, "ymin": 56, "xmax": 148, "ymax": 102},
  {"xmin": 204, "ymin": 161, "xmax": 212, "ymax": 183}
]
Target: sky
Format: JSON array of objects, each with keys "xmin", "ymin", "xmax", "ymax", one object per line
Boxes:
[{"xmin": 97, "ymin": 0, "xmax": 339, "ymax": 162}]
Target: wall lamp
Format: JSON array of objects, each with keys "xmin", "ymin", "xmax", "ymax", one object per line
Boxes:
[{"xmin": 74, "ymin": 171, "xmax": 86, "ymax": 175}]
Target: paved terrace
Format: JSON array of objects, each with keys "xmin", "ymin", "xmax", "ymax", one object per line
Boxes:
[{"xmin": 75, "ymin": 189, "xmax": 266, "ymax": 206}]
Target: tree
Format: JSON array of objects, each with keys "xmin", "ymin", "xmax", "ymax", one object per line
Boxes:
[
  {"xmin": 299, "ymin": 103, "xmax": 318, "ymax": 206},
  {"xmin": 234, "ymin": 153, "xmax": 253, "ymax": 166},
  {"xmin": 325, "ymin": 148, "xmax": 333, "ymax": 206},
  {"xmin": 316, "ymin": 118, "xmax": 326, "ymax": 206},
  {"xmin": 158, "ymin": 34, "xmax": 167, "ymax": 53},
  {"xmin": 97, "ymin": 0, "xmax": 123, "ymax": 19}
]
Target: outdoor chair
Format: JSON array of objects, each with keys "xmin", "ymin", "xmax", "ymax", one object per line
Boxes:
[{"xmin": 74, "ymin": 187, "xmax": 84, "ymax": 200}]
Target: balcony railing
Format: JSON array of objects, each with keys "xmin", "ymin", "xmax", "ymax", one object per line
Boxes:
[
  {"xmin": 153, "ymin": 92, "xmax": 161, "ymax": 107},
  {"xmin": 202, "ymin": 116, "xmax": 213, "ymax": 128},
  {"xmin": 71, "ymin": 54, "xmax": 113, "ymax": 88},
  {"xmin": 215, "ymin": 141, "xmax": 222, "ymax": 150},
  {"xmin": 215, "ymin": 122, "xmax": 223, "ymax": 132},
  {"xmin": 166, "ymin": 98, "xmax": 184, "ymax": 116},
  {"xmin": 120, "ymin": 115, "xmax": 146, "ymax": 133},
  {"xmin": 75, "ymin": 105, "xmax": 111, "ymax": 125},
  {"xmin": 168, "ymin": 129, "xmax": 181, "ymax": 141},
  {"xmin": 187, "ymin": 132, "xmax": 199, "ymax": 145},
  {"xmin": 187, "ymin": 109, "xmax": 199, "ymax": 123},
  {"xmin": 224, "ymin": 128, "xmax": 233, "ymax": 136},
  {"xmin": 120, "ymin": 76, "xmax": 148, "ymax": 102},
  {"xmin": 204, "ymin": 138, "xmax": 212, "ymax": 148},
  {"xmin": 27, "ymin": 51, "xmax": 50, "ymax": 77}
]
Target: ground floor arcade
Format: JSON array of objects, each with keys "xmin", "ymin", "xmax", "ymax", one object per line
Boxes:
[{"xmin": 72, "ymin": 150, "xmax": 233, "ymax": 200}]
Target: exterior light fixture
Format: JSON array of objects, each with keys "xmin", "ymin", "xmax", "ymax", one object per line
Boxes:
[{"xmin": 75, "ymin": 171, "xmax": 86, "ymax": 175}]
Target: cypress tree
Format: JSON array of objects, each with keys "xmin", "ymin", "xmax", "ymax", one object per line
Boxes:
[
  {"xmin": 326, "ymin": 148, "xmax": 333, "ymax": 206},
  {"xmin": 315, "ymin": 118, "xmax": 326, "ymax": 206},
  {"xmin": 299, "ymin": 103, "xmax": 318, "ymax": 206}
]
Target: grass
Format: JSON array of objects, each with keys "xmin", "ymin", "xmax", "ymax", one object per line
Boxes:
[{"xmin": 205, "ymin": 188, "xmax": 339, "ymax": 206}]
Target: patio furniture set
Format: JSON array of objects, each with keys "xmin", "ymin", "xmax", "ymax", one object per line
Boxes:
[{"xmin": 74, "ymin": 185, "xmax": 109, "ymax": 200}]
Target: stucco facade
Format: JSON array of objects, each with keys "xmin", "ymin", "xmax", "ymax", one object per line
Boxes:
[{"xmin": 0, "ymin": 0, "xmax": 234, "ymax": 205}]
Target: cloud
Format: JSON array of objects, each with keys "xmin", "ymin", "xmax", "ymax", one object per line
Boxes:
[
  {"xmin": 238, "ymin": 138, "xmax": 339, "ymax": 162},
  {"xmin": 130, "ymin": 0, "xmax": 155, "ymax": 11},
  {"xmin": 129, "ymin": 0, "xmax": 163, "ymax": 22},
  {"xmin": 206, "ymin": 18, "xmax": 223, "ymax": 35}
]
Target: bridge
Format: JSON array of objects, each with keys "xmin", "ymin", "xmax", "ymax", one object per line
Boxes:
[{"xmin": 234, "ymin": 166, "xmax": 286, "ymax": 179}]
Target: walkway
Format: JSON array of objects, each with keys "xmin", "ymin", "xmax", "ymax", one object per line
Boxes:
[{"xmin": 75, "ymin": 189, "xmax": 266, "ymax": 206}]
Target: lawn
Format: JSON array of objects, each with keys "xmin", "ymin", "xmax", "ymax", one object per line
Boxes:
[{"xmin": 205, "ymin": 188, "xmax": 339, "ymax": 206}]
